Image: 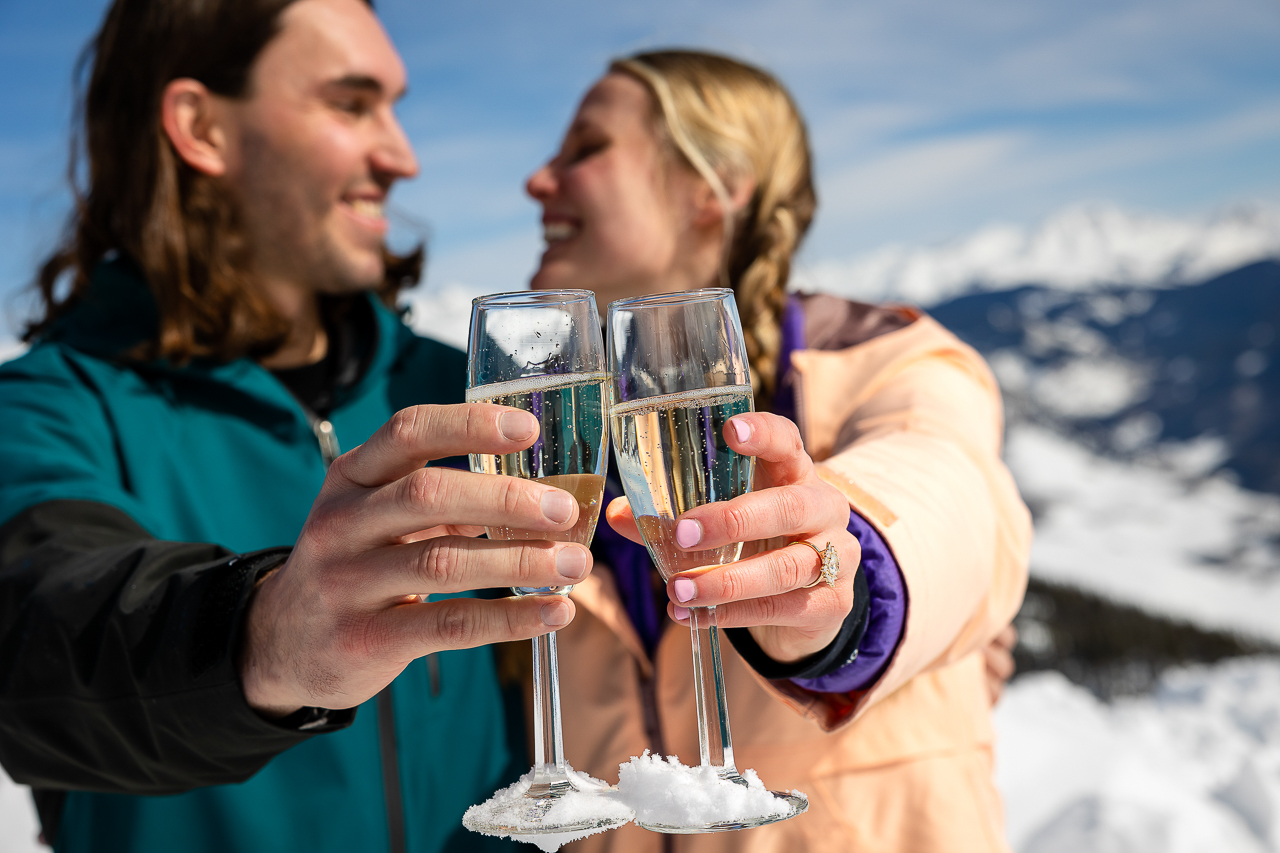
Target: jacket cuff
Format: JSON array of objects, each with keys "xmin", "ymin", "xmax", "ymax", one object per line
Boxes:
[
  {"xmin": 228, "ymin": 549, "xmax": 358, "ymax": 737},
  {"xmin": 791, "ymin": 510, "xmax": 907, "ymax": 692},
  {"xmin": 725, "ymin": 562, "xmax": 869, "ymax": 680}
]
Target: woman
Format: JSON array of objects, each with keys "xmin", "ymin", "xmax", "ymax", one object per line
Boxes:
[{"xmin": 525, "ymin": 50, "xmax": 1029, "ymax": 852}]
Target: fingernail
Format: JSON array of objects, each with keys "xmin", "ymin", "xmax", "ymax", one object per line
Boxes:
[
  {"xmin": 673, "ymin": 578, "xmax": 697, "ymax": 603},
  {"xmin": 730, "ymin": 417, "xmax": 752, "ymax": 443},
  {"xmin": 675, "ymin": 519, "xmax": 702, "ymax": 549},
  {"xmin": 556, "ymin": 547, "xmax": 588, "ymax": 580},
  {"xmin": 541, "ymin": 600, "xmax": 571, "ymax": 627},
  {"xmin": 540, "ymin": 490, "xmax": 575, "ymax": 524},
  {"xmin": 499, "ymin": 411, "xmax": 536, "ymax": 441},
  {"xmin": 672, "ymin": 605, "xmax": 690, "ymax": 622}
]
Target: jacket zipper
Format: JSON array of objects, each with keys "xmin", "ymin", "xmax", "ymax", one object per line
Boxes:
[
  {"xmin": 377, "ymin": 689, "xmax": 408, "ymax": 853},
  {"xmin": 309, "ymin": 416, "xmax": 341, "ymax": 467},
  {"xmin": 305, "ymin": 412, "xmax": 406, "ymax": 853}
]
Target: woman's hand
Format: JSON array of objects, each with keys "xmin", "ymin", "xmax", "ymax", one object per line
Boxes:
[{"xmin": 605, "ymin": 412, "xmax": 860, "ymax": 664}]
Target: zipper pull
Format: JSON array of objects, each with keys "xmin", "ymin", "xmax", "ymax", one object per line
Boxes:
[
  {"xmin": 313, "ymin": 418, "xmax": 341, "ymax": 467},
  {"xmin": 427, "ymin": 653, "xmax": 441, "ymax": 698}
]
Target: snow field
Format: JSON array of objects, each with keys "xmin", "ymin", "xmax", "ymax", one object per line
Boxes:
[
  {"xmin": 1007, "ymin": 424, "xmax": 1280, "ymax": 644},
  {"xmin": 996, "ymin": 658, "xmax": 1280, "ymax": 853}
]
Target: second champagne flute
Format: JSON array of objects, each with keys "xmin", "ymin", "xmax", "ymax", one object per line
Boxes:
[
  {"xmin": 607, "ymin": 288, "xmax": 807, "ymax": 833},
  {"xmin": 462, "ymin": 290, "xmax": 628, "ymax": 838}
]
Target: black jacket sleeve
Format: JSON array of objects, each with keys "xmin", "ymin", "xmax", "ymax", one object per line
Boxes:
[{"xmin": 0, "ymin": 499, "xmax": 354, "ymax": 796}]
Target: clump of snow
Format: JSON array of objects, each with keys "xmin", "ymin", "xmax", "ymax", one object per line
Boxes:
[
  {"xmin": 995, "ymin": 658, "xmax": 1280, "ymax": 853},
  {"xmin": 463, "ymin": 766, "xmax": 634, "ymax": 852},
  {"xmin": 801, "ymin": 203, "xmax": 1280, "ymax": 307},
  {"xmin": 1007, "ymin": 425, "xmax": 1280, "ymax": 641},
  {"xmin": 615, "ymin": 752, "xmax": 798, "ymax": 827}
]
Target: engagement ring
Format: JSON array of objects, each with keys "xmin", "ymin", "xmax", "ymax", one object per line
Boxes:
[{"xmin": 796, "ymin": 541, "xmax": 839, "ymax": 589}]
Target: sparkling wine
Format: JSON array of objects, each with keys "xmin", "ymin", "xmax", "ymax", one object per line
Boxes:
[
  {"xmin": 610, "ymin": 385, "xmax": 754, "ymax": 580},
  {"xmin": 467, "ymin": 372, "xmax": 608, "ymax": 594}
]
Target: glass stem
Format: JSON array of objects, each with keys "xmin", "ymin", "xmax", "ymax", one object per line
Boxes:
[
  {"xmin": 530, "ymin": 629, "xmax": 571, "ymax": 793},
  {"xmin": 689, "ymin": 605, "xmax": 741, "ymax": 781}
]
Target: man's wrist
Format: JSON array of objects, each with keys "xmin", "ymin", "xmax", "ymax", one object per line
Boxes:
[{"xmin": 237, "ymin": 553, "xmax": 305, "ymax": 719}]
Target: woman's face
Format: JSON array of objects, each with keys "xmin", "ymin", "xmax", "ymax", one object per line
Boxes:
[{"xmin": 526, "ymin": 73, "xmax": 719, "ymax": 305}]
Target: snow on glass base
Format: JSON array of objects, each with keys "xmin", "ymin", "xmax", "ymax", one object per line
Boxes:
[
  {"xmin": 462, "ymin": 766, "xmax": 634, "ymax": 852},
  {"xmin": 464, "ymin": 753, "xmax": 807, "ymax": 847},
  {"xmin": 616, "ymin": 752, "xmax": 808, "ymax": 833}
]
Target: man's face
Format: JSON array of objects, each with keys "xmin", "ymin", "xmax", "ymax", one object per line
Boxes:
[{"xmin": 218, "ymin": 0, "xmax": 417, "ymax": 296}]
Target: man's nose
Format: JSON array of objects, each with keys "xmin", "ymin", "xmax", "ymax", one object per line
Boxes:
[{"xmin": 372, "ymin": 110, "xmax": 419, "ymax": 180}]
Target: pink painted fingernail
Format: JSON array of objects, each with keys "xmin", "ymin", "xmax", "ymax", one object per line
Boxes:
[
  {"xmin": 730, "ymin": 418, "xmax": 752, "ymax": 443},
  {"xmin": 672, "ymin": 605, "xmax": 690, "ymax": 622},
  {"xmin": 675, "ymin": 519, "xmax": 702, "ymax": 549},
  {"xmin": 673, "ymin": 578, "xmax": 697, "ymax": 603}
]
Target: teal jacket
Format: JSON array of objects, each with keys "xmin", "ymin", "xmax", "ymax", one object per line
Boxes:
[{"xmin": 0, "ymin": 260, "xmax": 520, "ymax": 853}]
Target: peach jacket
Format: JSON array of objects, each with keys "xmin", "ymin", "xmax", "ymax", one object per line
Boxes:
[{"xmin": 556, "ymin": 297, "xmax": 1032, "ymax": 852}]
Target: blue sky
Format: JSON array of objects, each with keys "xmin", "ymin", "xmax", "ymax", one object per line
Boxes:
[{"xmin": 1, "ymin": 0, "xmax": 1278, "ymax": 335}]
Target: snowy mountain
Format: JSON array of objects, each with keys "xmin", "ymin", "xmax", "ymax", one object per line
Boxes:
[
  {"xmin": 922, "ymin": 261, "xmax": 1280, "ymax": 643},
  {"xmin": 800, "ymin": 203, "xmax": 1280, "ymax": 308}
]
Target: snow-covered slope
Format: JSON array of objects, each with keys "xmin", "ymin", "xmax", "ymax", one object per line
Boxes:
[
  {"xmin": 996, "ymin": 659, "xmax": 1280, "ymax": 853},
  {"xmin": 802, "ymin": 203, "xmax": 1280, "ymax": 307},
  {"xmin": 923, "ymin": 256, "xmax": 1280, "ymax": 643},
  {"xmin": 1008, "ymin": 424, "xmax": 1280, "ymax": 644}
]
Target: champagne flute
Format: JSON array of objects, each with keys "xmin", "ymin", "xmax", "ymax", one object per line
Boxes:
[
  {"xmin": 463, "ymin": 290, "xmax": 628, "ymax": 837},
  {"xmin": 607, "ymin": 289, "xmax": 808, "ymax": 833}
]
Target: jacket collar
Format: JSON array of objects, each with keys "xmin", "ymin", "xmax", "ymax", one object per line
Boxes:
[{"xmin": 44, "ymin": 255, "xmax": 410, "ymax": 412}]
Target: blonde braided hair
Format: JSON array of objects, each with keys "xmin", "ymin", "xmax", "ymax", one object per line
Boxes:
[{"xmin": 611, "ymin": 51, "xmax": 817, "ymax": 410}]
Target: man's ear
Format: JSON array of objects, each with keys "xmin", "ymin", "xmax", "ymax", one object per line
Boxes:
[{"xmin": 161, "ymin": 78, "xmax": 230, "ymax": 176}]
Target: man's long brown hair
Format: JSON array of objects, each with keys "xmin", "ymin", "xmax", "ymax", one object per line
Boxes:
[{"xmin": 26, "ymin": 0, "xmax": 422, "ymax": 363}]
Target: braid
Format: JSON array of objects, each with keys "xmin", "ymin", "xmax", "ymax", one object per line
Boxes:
[{"xmin": 733, "ymin": 203, "xmax": 800, "ymax": 410}]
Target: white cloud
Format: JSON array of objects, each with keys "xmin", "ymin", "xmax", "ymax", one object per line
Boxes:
[
  {"xmin": 819, "ymin": 132, "xmax": 1027, "ymax": 222},
  {"xmin": 421, "ymin": 228, "xmax": 543, "ymax": 297}
]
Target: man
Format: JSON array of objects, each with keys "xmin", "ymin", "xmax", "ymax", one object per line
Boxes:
[{"xmin": 0, "ymin": 1, "xmax": 589, "ymax": 850}]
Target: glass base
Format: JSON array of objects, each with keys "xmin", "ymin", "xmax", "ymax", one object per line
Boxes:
[
  {"xmin": 635, "ymin": 790, "xmax": 808, "ymax": 834},
  {"xmin": 463, "ymin": 775, "xmax": 634, "ymax": 837}
]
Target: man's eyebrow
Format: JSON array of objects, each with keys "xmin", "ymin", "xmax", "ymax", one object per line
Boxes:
[{"xmin": 324, "ymin": 74, "xmax": 408, "ymax": 100}]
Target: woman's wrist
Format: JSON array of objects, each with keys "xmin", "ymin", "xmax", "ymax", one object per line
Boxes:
[
  {"xmin": 791, "ymin": 510, "xmax": 907, "ymax": 693},
  {"xmin": 725, "ymin": 561, "xmax": 869, "ymax": 679}
]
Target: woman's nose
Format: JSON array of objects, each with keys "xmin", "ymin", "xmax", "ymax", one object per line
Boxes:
[{"xmin": 525, "ymin": 163, "xmax": 556, "ymax": 201}]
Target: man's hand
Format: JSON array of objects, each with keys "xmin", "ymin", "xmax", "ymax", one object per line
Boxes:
[
  {"xmin": 240, "ymin": 404, "xmax": 592, "ymax": 716},
  {"xmin": 983, "ymin": 625, "xmax": 1018, "ymax": 705}
]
